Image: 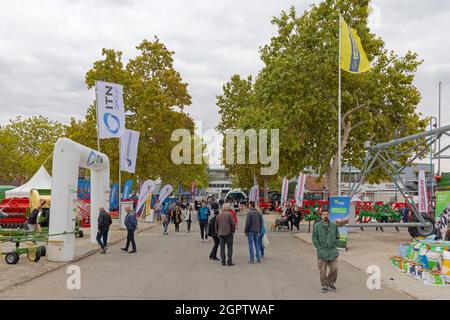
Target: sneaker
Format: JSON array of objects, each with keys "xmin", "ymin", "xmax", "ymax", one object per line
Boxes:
[
  {"xmin": 257, "ymin": 260, "xmax": 262, "ymax": 264},
  {"xmin": 222, "ymin": 261, "xmax": 226, "ymax": 266},
  {"xmin": 121, "ymin": 248, "xmax": 128, "ymax": 252},
  {"xmin": 321, "ymin": 287, "xmax": 328, "ymax": 293},
  {"xmin": 328, "ymin": 285, "xmax": 336, "ymax": 292},
  {"xmin": 227, "ymin": 262, "xmax": 235, "ymax": 266},
  {"xmin": 248, "ymin": 261, "xmax": 255, "ymax": 264},
  {"xmin": 129, "ymin": 250, "xmax": 137, "ymax": 254}
]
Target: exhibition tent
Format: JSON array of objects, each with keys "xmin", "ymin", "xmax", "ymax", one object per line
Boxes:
[{"xmin": 5, "ymin": 166, "xmax": 52, "ymax": 198}]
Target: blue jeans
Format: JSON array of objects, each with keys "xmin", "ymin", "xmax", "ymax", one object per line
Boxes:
[
  {"xmin": 247, "ymin": 232, "xmax": 261, "ymax": 262},
  {"xmin": 163, "ymin": 221, "xmax": 169, "ymax": 233}
]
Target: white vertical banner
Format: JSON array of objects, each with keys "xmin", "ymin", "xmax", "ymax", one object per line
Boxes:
[
  {"xmin": 136, "ymin": 180, "xmax": 156, "ymax": 214},
  {"xmin": 96, "ymin": 81, "xmax": 125, "ymax": 139},
  {"xmin": 158, "ymin": 184, "xmax": 173, "ymax": 203},
  {"xmin": 295, "ymin": 172, "xmax": 306, "ymax": 207},
  {"xmin": 120, "ymin": 129, "xmax": 140, "ymax": 173},
  {"xmin": 249, "ymin": 185, "xmax": 259, "ymax": 203},
  {"xmin": 281, "ymin": 176, "xmax": 289, "ymax": 205},
  {"xmin": 418, "ymin": 170, "xmax": 429, "ymax": 214}
]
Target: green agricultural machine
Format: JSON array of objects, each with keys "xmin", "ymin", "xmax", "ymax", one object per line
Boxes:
[
  {"xmin": 0, "ymin": 223, "xmax": 84, "ymax": 265},
  {"xmin": 0, "ymin": 230, "xmax": 48, "ymax": 264}
]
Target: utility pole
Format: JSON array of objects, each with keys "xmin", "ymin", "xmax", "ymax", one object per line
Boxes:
[{"xmin": 438, "ymin": 81, "xmax": 442, "ymax": 175}]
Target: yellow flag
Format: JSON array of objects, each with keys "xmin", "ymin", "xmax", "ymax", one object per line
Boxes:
[{"xmin": 340, "ymin": 19, "xmax": 372, "ymax": 73}]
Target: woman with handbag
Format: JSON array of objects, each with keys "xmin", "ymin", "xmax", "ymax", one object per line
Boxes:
[{"xmin": 258, "ymin": 209, "xmax": 268, "ymax": 258}]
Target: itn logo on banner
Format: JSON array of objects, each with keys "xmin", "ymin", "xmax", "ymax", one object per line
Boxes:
[{"xmin": 171, "ymin": 121, "xmax": 279, "ymax": 175}]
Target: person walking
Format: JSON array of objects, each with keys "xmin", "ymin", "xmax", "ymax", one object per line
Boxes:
[
  {"xmin": 208, "ymin": 210, "xmax": 220, "ymax": 261},
  {"xmin": 96, "ymin": 207, "xmax": 112, "ymax": 254},
  {"xmin": 198, "ymin": 200, "xmax": 210, "ymax": 242},
  {"xmin": 215, "ymin": 204, "xmax": 236, "ymax": 266},
  {"xmin": 258, "ymin": 208, "xmax": 266, "ymax": 259},
  {"xmin": 172, "ymin": 204, "xmax": 182, "ymax": 232},
  {"xmin": 155, "ymin": 201, "xmax": 163, "ymax": 223},
  {"xmin": 162, "ymin": 211, "xmax": 170, "ymax": 235},
  {"xmin": 245, "ymin": 201, "xmax": 262, "ymax": 264},
  {"xmin": 185, "ymin": 203, "xmax": 195, "ymax": 233},
  {"xmin": 312, "ymin": 209, "xmax": 340, "ymax": 293},
  {"xmin": 121, "ymin": 206, "xmax": 138, "ymax": 253}
]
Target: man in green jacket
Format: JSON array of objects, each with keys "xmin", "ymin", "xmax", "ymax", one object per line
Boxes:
[{"xmin": 312, "ymin": 209, "xmax": 340, "ymax": 293}]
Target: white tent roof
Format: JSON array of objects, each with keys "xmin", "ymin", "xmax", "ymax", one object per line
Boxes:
[{"xmin": 5, "ymin": 166, "xmax": 52, "ymax": 198}]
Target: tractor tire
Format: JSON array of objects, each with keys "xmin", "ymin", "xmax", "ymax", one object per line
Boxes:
[
  {"xmin": 33, "ymin": 250, "xmax": 41, "ymax": 262},
  {"xmin": 408, "ymin": 214, "xmax": 435, "ymax": 238},
  {"xmin": 38, "ymin": 246, "xmax": 46, "ymax": 257},
  {"xmin": 5, "ymin": 252, "xmax": 20, "ymax": 265}
]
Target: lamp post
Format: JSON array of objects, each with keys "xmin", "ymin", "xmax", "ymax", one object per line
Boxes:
[{"xmin": 430, "ymin": 117, "xmax": 438, "ymax": 212}]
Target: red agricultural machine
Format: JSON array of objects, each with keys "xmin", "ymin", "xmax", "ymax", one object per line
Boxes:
[{"xmin": 0, "ymin": 198, "xmax": 30, "ymax": 228}]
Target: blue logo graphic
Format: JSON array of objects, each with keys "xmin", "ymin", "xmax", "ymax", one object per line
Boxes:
[
  {"xmin": 127, "ymin": 159, "xmax": 132, "ymax": 167},
  {"xmin": 103, "ymin": 113, "xmax": 120, "ymax": 134},
  {"xmin": 87, "ymin": 151, "xmax": 97, "ymax": 166},
  {"xmin": 348, "ymin": 26, "xmax": 361, "ymax": 73}
]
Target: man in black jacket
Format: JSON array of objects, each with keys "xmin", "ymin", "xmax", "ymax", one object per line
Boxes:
[
  {"xmin": 27, "ymin": 206, "xmax": 41, "ymax": 232},
  {"xmin": 97, "ymin": 207, "xmax": 112, "ymax": 254}
]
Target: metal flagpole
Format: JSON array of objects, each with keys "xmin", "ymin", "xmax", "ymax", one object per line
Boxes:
[
  {"xmin": 338, "ymin": 14, "xmax": 342, "ymax": 196},
  {"xmin": 119, "ymin": 138, "xmax": 122, "ymax": 213},
  {"xmin": 94, "ymin": 81, "xmax": 101, "ymax": 152},
  {"xmin": 438, "ymin": 81, "xmax": 442, "ymax": 175}
]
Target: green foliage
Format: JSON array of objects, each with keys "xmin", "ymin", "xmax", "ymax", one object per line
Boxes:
[
  {"xmin": 67, "ymin": 37, "xmax": 208, "ymax": 188},
  {"xmin": 0, "ymin": 116, "xmax": 64, "ymax": 183},
  {"xmin": 217, "ymin": 0, "xmax": 427, "ymax": 195}
]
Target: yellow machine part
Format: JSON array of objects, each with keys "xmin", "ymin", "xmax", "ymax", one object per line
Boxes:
[{"xmin": 29, "ymin": 190, "xmax": 51, "ymax": 211}]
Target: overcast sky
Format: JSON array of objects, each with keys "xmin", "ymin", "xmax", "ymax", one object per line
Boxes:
[{"xmin": 0, "ymin": 0, "xmax": 448, "ymax": 171}]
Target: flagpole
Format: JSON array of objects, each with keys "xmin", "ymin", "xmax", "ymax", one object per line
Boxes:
[
  {"xmin": 94, "ymin": 80, "xmax": 100, "ymax": 152},
  {"xmin": 338, "ymin": 14, "xmax": 342, "ymax": 197},
  {"xmin": 119, "ymin": 137, "xmax": 122, "ymax": 213}
]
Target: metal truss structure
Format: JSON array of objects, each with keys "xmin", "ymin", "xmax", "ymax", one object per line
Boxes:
[{"xmin": 346, "ymin": 124, "xmax": 450, "ymax": 236}]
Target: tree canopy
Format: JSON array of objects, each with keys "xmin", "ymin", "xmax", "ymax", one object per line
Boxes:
[
  {"xmin": 217, "ymin": 0, "xmax": 427, "ymax": 195},
  {"xmin": 67, "ymin": 37, "xmax": 208, "ymax": 189},
  {"xmin": 0, "ymin": 116, "xmax": 64, "ymax": 184},
  {"xmin": 1, "ymin": 37, "xmax": 208, "ymax": 190}
]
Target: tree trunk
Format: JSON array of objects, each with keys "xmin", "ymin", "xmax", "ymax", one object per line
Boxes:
[
  {"xmin": 326, "ymin": 121, "xmax": 352, "ymax": 197},
  {"xmin": 326, "ymin": 159, "xmax": 339, "ymax": 197},
  {"xmin": 263, "ymin": 175, "xmax": 269, "ymax": 202}
]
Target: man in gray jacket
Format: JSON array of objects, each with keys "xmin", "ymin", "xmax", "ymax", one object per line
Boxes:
[
  {"xmin": 215, "ymin": 204, "xmax": 236, "ymax": 266},
  {"xmin": 245, "ymin": 201, "xmax": 262, "ymax": 264}
]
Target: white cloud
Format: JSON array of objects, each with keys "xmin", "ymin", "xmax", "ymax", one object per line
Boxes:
[{"xmin": 0, "ymin": 0, "xmax": 449, "ymax": 171}]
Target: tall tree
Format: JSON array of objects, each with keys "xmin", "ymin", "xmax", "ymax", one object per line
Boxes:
[
  {"xmin": 67, "ymin": 37, "xmax": 208, "ymax": 188},
  {"xmin": 217, "ymin": 0, "xmax": 427, "ymax": 196},
  {"xmin": 0, "ymin": 116, "xmax": 65, "ymax": 183}
]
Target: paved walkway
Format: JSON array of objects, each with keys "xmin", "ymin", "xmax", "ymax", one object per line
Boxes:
[{"xmin": 0, "ymin": 213, "xmax": 408, "ymax": 299}]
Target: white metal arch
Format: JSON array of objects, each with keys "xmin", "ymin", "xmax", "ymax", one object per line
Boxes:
[{"xmin": 48, "ymin": 138, "xmax": 110, "ymax": 262}]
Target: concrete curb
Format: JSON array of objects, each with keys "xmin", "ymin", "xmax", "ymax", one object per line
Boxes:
[
  {"xmin": 292, "ymin": 233, "xmax": 418, "ymax": 300},
  {"xmin": 0, "ymin": 223, "xmax": 156, "ymax": 294}
]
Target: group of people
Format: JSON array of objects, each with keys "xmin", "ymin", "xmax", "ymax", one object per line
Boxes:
[
  {"xmin": 152, "ymin": 197, "xmax": 267, "ymax": 266},
  {"xmin": 205, "ymin": 200, "xmax": 267, "ymax": 266},
  {"xmin": 279, "ymin": 202, "xmax": 302, "ymax": 231},
  {"xmin": 93, "ymin": 197, "xmax": 340, "ymax": 293}
]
